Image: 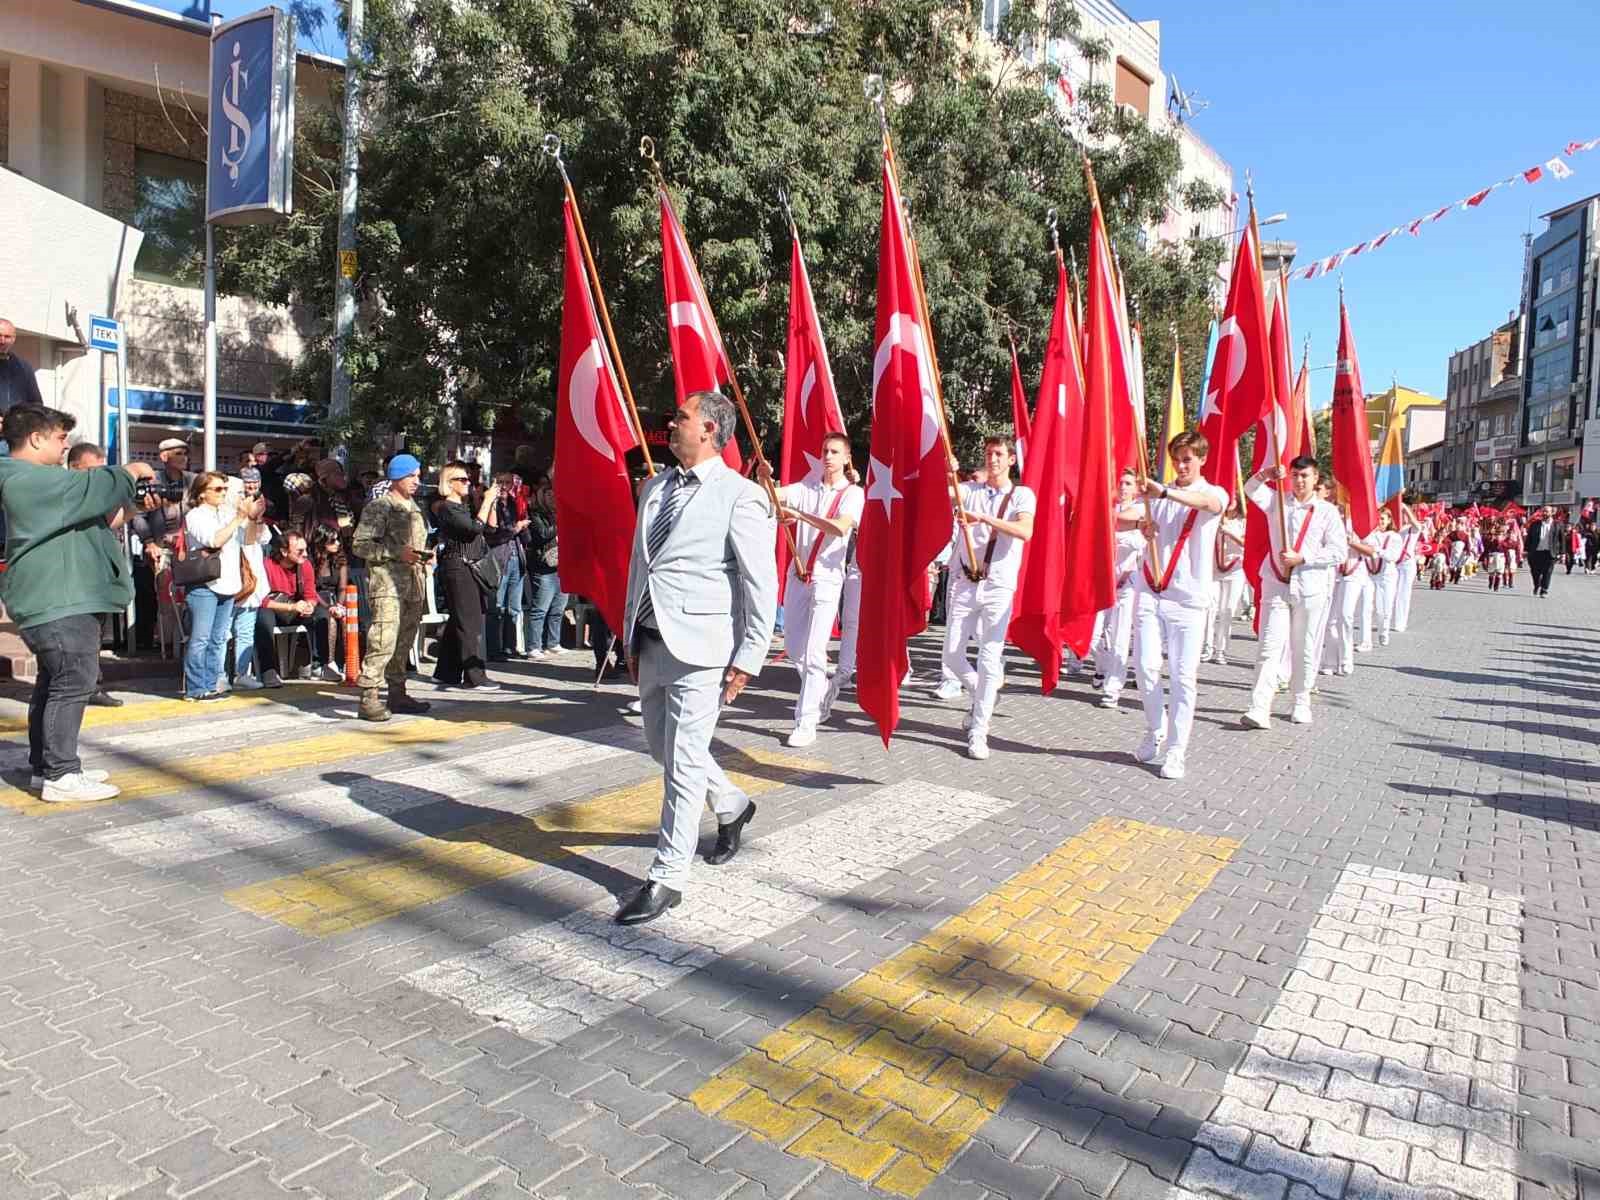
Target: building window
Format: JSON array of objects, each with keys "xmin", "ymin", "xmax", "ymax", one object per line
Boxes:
[
  {"xmin": 980, "ymin": 0, "xmax": 1011, "ymax": 35},
  {"xmin": 1114, "ymin": 58, "xmax": 1152, "ymax": 116},
  {"xmin": 1491, "ymin": 460, "xmax": 1506, "ymax": 480},
  {"xmin": 1529, "ymin": 350, "xmax": 1571, "ymax": 400},
  {"xmin": 1476, "ymin": 417, "xmax": 1489, "ymax": 439},
  {"xmin": 1533, "ymin": 296, "xmax": 1573, "ymax": 349},
  {"xmin": 131, "ymin": 149, "xmax": 205, "ymax": 286},
  {"xmin": 1552, "ymin": 455, "xmax": 1577, "ymax": 492},
  {"xmin": 1493, "ymin": 413, "xmax": 1506, "ymax": 435},
  {"xmin": 1525, "ymin": 397, "xmax": 1567, "ymax": 445},
  {"xmin": 1529, "ymin": 459, "xmax": 1546, "ymax": 494}
]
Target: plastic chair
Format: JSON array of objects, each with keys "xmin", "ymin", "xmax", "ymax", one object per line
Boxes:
[{"xmin": 412, "ymin": 561, "xmax": 448, "ymax": 670}]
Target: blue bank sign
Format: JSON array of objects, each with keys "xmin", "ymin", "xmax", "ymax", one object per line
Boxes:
[
  {"xmin": 108, "ymin": 388, "xmax": 320, "ymax": 458},
  {"xmin": 207, "ymin": 6, "xmax": 295, "ymax": 225}
]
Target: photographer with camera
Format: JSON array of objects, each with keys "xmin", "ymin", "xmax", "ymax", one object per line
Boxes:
[
  {"xmin": 128, "ymin": 438, "xmax": 194, "ymax": 651},
  {"xmin": 0, "ymin": 406, "xmax": 157, "ymax": 801}
]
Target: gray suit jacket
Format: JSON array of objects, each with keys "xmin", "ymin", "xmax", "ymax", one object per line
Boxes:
[{"xmin": 623, "ymin": 457, "xmax": 777, "ymax": 676}]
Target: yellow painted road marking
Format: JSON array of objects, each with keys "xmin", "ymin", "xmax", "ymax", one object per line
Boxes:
[
  {"xmin": 690, "ymin": 817, "xmax": 1240, "ymax": 1197},
  {"xmin": 0, "ymin": 692, "xmax": 295, "ymax": 735},
  {"xmin": 225, "ymin": 748, "xmax": 826, "ymax": 937},
  {"xmin": 2, "ymin": 707, "xmax": 551, "ymax": 816}
]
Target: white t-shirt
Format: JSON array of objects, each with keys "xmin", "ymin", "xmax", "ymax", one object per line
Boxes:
[
  {"xmin": 1112, "ymin": 507, "xmax": 1145, "ymax": 585},
  {"xmin": 951, "ymin": 480, "xmax": 1037, "ymax": 592},
  {"xmin": 1131, "ymin": 482, "xmax": 1229, "ymax": 609},
  {"xmin": 1216, "ymin": 516, "xmax": 1246, "ymax": 579},
  {"xmin": 780, "ymin": 479, "xmax": 865, "ymax": 582},
  {"xmin": 184, "ymin": 503, "xmax": 243, "ymax": 596}
]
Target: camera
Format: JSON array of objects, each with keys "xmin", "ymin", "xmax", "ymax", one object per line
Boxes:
[{"xmin": 136, "ymin": 478, "xmax": 186, "ymax": 503}]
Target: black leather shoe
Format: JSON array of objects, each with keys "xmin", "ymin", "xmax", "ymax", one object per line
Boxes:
[
  {"xmin": 705, "ymin": 802, "xmax": 756, "ymax": 866},
  {"xmin": 89, "ymin": 690, "xmax": 124, "ymax": 707},
  {"xmin": 615, "ymin": 881, "xmax": 682, "ymax": 926}
]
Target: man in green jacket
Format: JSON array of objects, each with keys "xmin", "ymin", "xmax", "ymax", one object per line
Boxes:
[{"xmin": 0, "ymin": 406, "xmax": 155, "ymax": 802}]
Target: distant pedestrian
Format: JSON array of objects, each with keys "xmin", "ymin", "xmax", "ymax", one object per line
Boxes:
[{"xmin": 1524, "ymin": 508, "xmax": 1556, "ymax": 597}]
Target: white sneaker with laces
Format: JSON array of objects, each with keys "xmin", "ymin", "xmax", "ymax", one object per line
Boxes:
[
  {"xmin": 966, "ymin": 735, "xmax": 990, "ymax": 761},
  {"xmin": 41, "ymin": 772, "xmax": 121, "ymax": 803},
  {"xmin": 1241, "ymin": 709, "xmax": 1271, "ymax": 730},
  {"xmin": 1159, "ymin": 752, "xmax": 1186, "ymax": 781},
  {"xmin": 1134, "ymin": 734, "xmax": 1166, "ymax": 764},
  {"xmin": 1291, "ymin": 703, "xmax": 1313, "ymax": 725},
  {"xmin": 215, "ymin": 677, "xmax": 232, "ymax": 693},
  {"xmin": 1097, "ymin": 694, "xmax": 1118, "ymax": 709},
  {"xmin": 786, "ymin": 725, "xmax": 818, "ymax": 749},
  {"xmin": 625, "ymin": 698, "xmax": 643, "ymax": 715},
  {"xmin": 234, "ymin": 674, "xmax": 264, "ymax": 691},
  {"xmin": 262, "ymin": 670, "xmax": 284, "ymax": 688},
  {"xmin": 322, "ymin": 664, "xmax": 345, "ymax": 682},
  {"xmin": 818, "ymin": 678, "xmax": 842, "ymax": 723},
  {"xmin": 933, "ymin": 679, "xmax": 964, "ymax": 701},
  {"xmin": 31, "ymin": 768, "xmax": 110, "ymax": 793}
]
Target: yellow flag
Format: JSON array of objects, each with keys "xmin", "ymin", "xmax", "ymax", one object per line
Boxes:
[{"xmin": 1159, "ymin": 341, "xmax": 1186, "ymax": 483}]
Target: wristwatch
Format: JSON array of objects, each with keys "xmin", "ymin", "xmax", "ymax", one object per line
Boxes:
[{"xmin": 1157, "ymin": 483, "xmax": 1169, "ymax": 499}]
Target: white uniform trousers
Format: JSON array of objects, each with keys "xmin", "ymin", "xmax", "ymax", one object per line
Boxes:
[
  {"xmin": 1392, "ymin": 561, "xmax": 1414, "ymax": 632},
  {"xmin": 1372, "ymin": 564, "xmax": 1397, "ymax": 640},
  {"xmin": 783, "ymin": 574, "xmax": 843, "ymax": 731},
  {"xmin": 1323, "ymin": 570, "xmax": 1368, "ymax": 675},
  {"xmin": 1133, "ymin": 593, "xmax": 1207, "ymax": 759},
  {"xmin": 1094, "ymin": 583, "xmax": 1135, "ymax": 700},
  {"xmin": 942, "ymin": 577, "xmax": 1016, "ymax": 738},
  {"xmin": 834, "ymin": 570, "xmax": 862, "ymax": 682},
  {"xmin": 1207, "ymin": 572, "xmax": 1245, "ymax": 661},
  {"xmin": 1250, "ymin": 584, "xmax": 1331, "ymax": 714},
  {"xmin": 638, "ymin": 634, "xmax": 750, "ymax": 890},
  {"xmin": 1358, "ymin": 580, "xmax": 1374, "ymax": 648}
]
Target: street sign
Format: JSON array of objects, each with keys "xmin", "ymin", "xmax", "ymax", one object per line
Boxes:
[
  {"xmin": 207, "ymin": 6, "xmax": 296, "ymax": 225},
  {"xmin": 88, "ymin": 315, "xmax": 121, "ymax": 353}
]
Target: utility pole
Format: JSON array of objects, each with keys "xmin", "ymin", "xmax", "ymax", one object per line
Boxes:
[{"xmin": 328, "ymin": 0, "xmax": 363, "ymax": 447}]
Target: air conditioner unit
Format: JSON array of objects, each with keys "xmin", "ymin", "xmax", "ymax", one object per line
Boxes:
[{"xmin": 1118, "ymin": 103, "xmax": 1142, "ymax": 122}]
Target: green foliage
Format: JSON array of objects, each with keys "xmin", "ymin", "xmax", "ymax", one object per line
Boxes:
[{"xmin": 223, "ymin": 0, "xmax": 1223, "ymax": 465}]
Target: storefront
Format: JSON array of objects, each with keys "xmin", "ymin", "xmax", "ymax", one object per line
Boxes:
[{"xmin": 108, "ymin": 387, "xmax": 321, "ymax": 466}]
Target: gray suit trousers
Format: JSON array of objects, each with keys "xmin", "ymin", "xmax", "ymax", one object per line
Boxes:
[{"xmin": 638, "ymin": 633, "xmax": 750, "ymax": 889}]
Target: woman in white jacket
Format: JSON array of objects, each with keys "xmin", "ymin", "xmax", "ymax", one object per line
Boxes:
[
  {"xmin": 1366, "ymin": 508, "xmax": 1404, "ymax": 646},
  {"xmin": 1204, "ymin": 501, "xmax": 1247, "ymax": 665}
]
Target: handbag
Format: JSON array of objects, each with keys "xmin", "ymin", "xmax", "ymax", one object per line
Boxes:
[
  {"xmin": 465, "ymin": 548, "xmax": 502, "ymax": 597},
  {"xmin": 234, "ymin": 555, "xmax": 258, "ymax": 603},
  {"xmin": 172, "ymin": 539, "xmax": 222, "ymax": 588}
]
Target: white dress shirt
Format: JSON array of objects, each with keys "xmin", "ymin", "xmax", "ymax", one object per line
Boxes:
[
  {"xmin": 950, "ymin": 480, "xmax": 1037, "ymax": 592},
  {"xmin": 1245, "ymin": 478, "xmax": 1348, "ymax": 598},
  {"xmin": 1131, "ymin": 482, "xmax": 1230, "ymax": 609},
  {"xmin": 779, "ymin": 479, "xmax": 865, "ymax": 583}
]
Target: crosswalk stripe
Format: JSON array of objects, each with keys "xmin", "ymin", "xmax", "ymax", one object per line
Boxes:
[
  {"xmin": 0, "ymin": 691, "xmax": 299, "ymax": 735},
  {"xmin": 690, "ymin": 817, "xmax": 1240, "ymax": 1198},
  {"xmin": 2, "ymin": 706, "xmax": 552, "ymax": 816},
  {"xmin": 224, "ymin": 747, "xmax": 826, "ymax": 938},
  {"xmin": 0, "ymin": 709, "xmax": 352, "ymax": 774},
  {"xmin": 84, "ymin": 729, "xmax": 648, "ymax": 869},
  {"xmin": 404, "ymin": 780, "xmax": 1018, "ymax": 1042},
  {"xmin": 1166, "ymin": 864, "xmax": 1523, "ymax": 1200}
]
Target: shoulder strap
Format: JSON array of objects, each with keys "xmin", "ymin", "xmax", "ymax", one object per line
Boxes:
[
  {"xmin": 977, "ymin": 489, "xmax": 1015, "ymax": 577},
  {"xmin": 799, "ymin": 486, "xmax": 850, "ymax": 580}
]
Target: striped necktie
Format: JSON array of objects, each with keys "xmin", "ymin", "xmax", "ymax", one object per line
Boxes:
[{"xmin": 635, "ymin": 468, "xmax": 698, "ymax": 629}]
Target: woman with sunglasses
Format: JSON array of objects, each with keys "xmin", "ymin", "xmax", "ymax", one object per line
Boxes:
[
  {"xmin": 432, "ymin": 462, "xmax": 500, "ymax": 690},
  {"xmin": 182, "ymin": 472, "xmax": 265, "ymax": 701}
]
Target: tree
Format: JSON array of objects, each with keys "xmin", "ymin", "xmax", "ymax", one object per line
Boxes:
[{"xmin": 224, "ymin": 0, "xmax": 1224, "ymax": 465}]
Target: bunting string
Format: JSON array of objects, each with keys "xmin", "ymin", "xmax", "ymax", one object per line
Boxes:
[{"xmin": 1292, "ymin": 136, "xmax": 1600, "ymax": 281}]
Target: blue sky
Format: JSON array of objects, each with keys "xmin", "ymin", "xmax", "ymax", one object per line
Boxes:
[{"xmin": 1152, "ymin": 1, "xmax": 1598, "ymax": 409}]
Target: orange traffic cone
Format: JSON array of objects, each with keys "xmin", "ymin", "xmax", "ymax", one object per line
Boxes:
[{"xmin": 343, "ymin": 582, "xmax": 360, "ymax": 685}]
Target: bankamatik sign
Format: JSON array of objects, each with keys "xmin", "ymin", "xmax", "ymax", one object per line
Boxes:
[{"xmin": 207, "ymin": 6, "xmax": 295, "ymax": 225}]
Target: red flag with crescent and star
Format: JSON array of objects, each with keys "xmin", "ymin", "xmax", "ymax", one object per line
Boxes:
[
  {"xmin": 1331, "ymin": 297, "xmax": 1380, "ymax": 538},
  {"xmin": 658, "ymin": 186, "xmax": 742, "ymax": 470},
  {"xmin": 554, "ymin": 196, "xmax": 639, "ymax": 636},
  {"xmin": 1201, "ymin": 220, "xmax": 1273, "ymax": 500},
  {"xmin": 856, "ymin": 151, "xmax": 953, "ymax": 745},
  {"xmin": 1243, "ymin": 282, "xmax": 1296, "ymax": 594},
  {"xmin": 777, "ymin": 232, "xmax": 847, "ymax": 597}
]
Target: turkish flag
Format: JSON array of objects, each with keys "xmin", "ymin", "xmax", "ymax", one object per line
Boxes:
[
  {"xmin": 1243, "ymin": 282, "xmax": 1295, "ymax": 592},
  {"xmin": 1009, "ymin": 339, "xmax": 1032, "ymax": 477},
  {"xmin": 1060, "ymin": 190, "xmax": 1119, "ymax": 657},
  {"xmin": 1008, "ymin": 259, "xmax": 1076, "ymax": 692},
  {"xmin": 1293, "ymin": 352, "xmax": 1314, "ymax": 458},
  {"xmin": 659, "ymin": 187, "xmax": 742, "ymax": 470},
  {"xmin": 1202, "ymin": 221, "xmax": 1273, "ymax": 499},
  {"xmin": 1330, "ymin": 297, "xmax": 1379, "ymax": 537},
  {"xmin": 777, "ymin": 233, "xmax": 846, "ymax": 596},
  {"xmin": 1109, "ymin": 277, "xmax": 1143, "ymax": 477},
  {"xmin": 857, "ymin": 152, "xmax": 953, "ymax": 744},
  {"xmin": 554, "ymin": 197, "xmax": 639, "ymax": 636}
]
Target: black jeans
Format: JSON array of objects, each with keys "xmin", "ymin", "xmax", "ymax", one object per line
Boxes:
[
  {"xmin": 435, "ymin": 560, "xmax": 488, "ymax": 686},
  {"xmin": 1528, "ymin": 551, "xmax": 1555, "ymax": 594},
  {"xmin": 255, "ymin": 605, "xmax": 331, "ymax": 674},
  {"xmin": 19, "ymin": 613, "xmax": 102, "ymax": 780},
  {"xmin": 132, "ymin": 555, "xmax": 158, "ymax": 650}
]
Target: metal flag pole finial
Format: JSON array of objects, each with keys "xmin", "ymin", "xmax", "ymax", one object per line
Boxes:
[
  {"xmin": 864, "ymin": 73, "xmax": 888, "ymax": 134},
  {"xmin": 540, "ymin": 132, "xmax": 568, "ymax": 183},
  {"xmin": 1046, "ymin": 206, "xmax": 1060, "ymax": 256},
  {"xmin": 777, "ymin": 184, "xmax": 794, "ymax": 229}
]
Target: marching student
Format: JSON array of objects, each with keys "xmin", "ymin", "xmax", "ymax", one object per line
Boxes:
[
  {"xmin": 1094, "ymin": 469, "xmax": 1146, "ymax": 708},
  {"xmin": 1392, "ymin": 506, "xmax": 1421, "ymax": 629},
  {"xmin": 942, "ymin": 437, "xmax": 1035, "ymax": 760},
  {"xmin": 1202, "ymin": 498, "xmax": 1247, "ymax": 666},
  {"xmin": 1323, "ymin": 498, "xmax": 1378, "ymax": 678},
  {"xmin": 759, "ymin": 434, "xmax": 864, "ymax": 747},
  {"xmin": 1128, "ymin": 431, "xmax": 1228, "ymax": 781},
  {"xmin": 1242, "ymin": 456, "xmax": 1347, "ymax": 729},
  {"xmin": 1367, "ymin": 508, "xmax": 1404, "ymax": 643}
]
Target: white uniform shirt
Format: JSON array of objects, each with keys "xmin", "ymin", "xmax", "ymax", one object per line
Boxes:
[
  {"xmin": 780, "ymin": 479, "xmax": 865, "ymax": 583},
  {"xmin": 1369, "ymin": 530, "xmax": 1403, "ymax": 567},
  {"xmin": 1131, "ymin": 481, "xmax": 1229, "ymax": 609},
  {"xmin": 950, "ymin": 480, "xmax": 1037, "ymax": 592},
  {"xmin": 1245, "ymin": 478, "xmax": 1348, "ymax": 598},
  {"xmin": 1216, "ymin": 516, "xmax": 1246, "ymax": 579}
]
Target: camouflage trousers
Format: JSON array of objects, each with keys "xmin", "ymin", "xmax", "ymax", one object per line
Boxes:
[{"xmin": 358, "ymin": 574, "xmax": 424, "ymax": 689}]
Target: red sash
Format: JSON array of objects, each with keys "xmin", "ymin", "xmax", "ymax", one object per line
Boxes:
[
  {"xmin": 1214, "ymin": 526, "xmax": 1241, "ymax": 574},
  {"xmin": 1141, "ymin": 509, "xmax": 1200, "ymax": 593},
  {"xmin": 797, "ymin": 486, "xmax": 849, "ymax": 582},
  {"xmin": 1266, "ymin": 503, "xmax": 1316, "ymax": 585}
]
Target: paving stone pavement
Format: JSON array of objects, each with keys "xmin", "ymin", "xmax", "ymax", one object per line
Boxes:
[{"xmin": 0, "ymin": 573, "xmax": 1596, "ymax": 1200}]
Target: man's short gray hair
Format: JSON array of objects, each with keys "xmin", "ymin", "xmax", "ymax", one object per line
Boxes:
[{"xmin": 692, "ymin": 390, "xmax": 738, "ymax": 451}]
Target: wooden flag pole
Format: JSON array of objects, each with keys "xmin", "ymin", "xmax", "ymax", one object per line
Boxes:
[
  {"xmin": 1248, "ymin": 176, "xmax": 1292, "ymax": 575},
  {"xmin": 542, "ymin": 135, "xmax": 655, "ymax": 477},
  {"xmin": 638, "ymin": 137, "xmax": 800, "ymax": 566},
  {"xmin": 868, "ymin": 76, "xmax": 981, "ymax": 581}
]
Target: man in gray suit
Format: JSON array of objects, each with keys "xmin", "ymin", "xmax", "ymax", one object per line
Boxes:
[{"xmin": 617, "ymin": 390, "xmax": 778, "ymax": 925}]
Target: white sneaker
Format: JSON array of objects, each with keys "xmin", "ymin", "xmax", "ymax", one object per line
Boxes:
[
  {"xmin": 1356, "ymin": 643, "xmax": 1372, "ymax": 654},
  {"xmin": 526, "ymin": 648, "xmax": 547, "ymax": 660},
  {"xmin": 1319, "ymin": 667, "xmax": 1334, "ymax": 676},
  {"xmin": 41, "ymin": 772, "xmax": 121, "ymax": 803},
  {"xmin": 30, "ymin": 768, "xmax": 110, "ymax": 793},
  {"xmin": 933, "ymin": 679, "xmax": 964, "ymax": 701},
  {"xmin": 215, "ymin": 677, "xmax": 232, "ymax": 694},
  {"xmin": 1213, "ymin": 654, "xmax": 1228, "ymax": 667},
  {"xmin": 786, "ymin": 725, "xmax": 817, "ymax": 748},
  {"xmin": 233, "ymin": 674, "xmax": 263, "ymax": 691},
  {"xmin": 1097, "ymin": 694, "xmax": 1118, "ymax": 709},
  {"xmin": 322, "ymin": 664, "xmax": 345, "ymax": 682},
  {"xmin": 818, "ymin": 679, "xmax": 841, "ymax": 723},
  {"xmin": 1379, "ymin": 634, "xmax": 1390, "ymax": 646},
  {"xmin": 1134, "ymin": 734, "xmax": 1166, "ymax": 764},
  {"xmin": 261, "ymin": 670, "xmax": 284, "ymax": 689},
  {"xmin": 1159, "ymin": 752, "xmax": 1186, "ymax": 781},
  {"xmin": 1241, "ymin": 710, "xmax": 1270, "ymax": 730},
  {"xmin": 961, "ymin": 707, "xmax": 976, "ymax": 733},
  {"xmin": 625, "ymin": 698, "xmax": 643, "ymax": 715},
  {"xmin": 1291, "ymin": 703, "xmax": 1313, "ymax": 725},
  {"xmin": 965, "ymin": 735, "xmax": 990, "ymax": 761}
]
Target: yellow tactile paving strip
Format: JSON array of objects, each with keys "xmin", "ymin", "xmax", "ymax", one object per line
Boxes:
[
  {"xmin": 225, "ymin": 747, "xmax": 826, "ymax": 937},
  {"xmin": 2, "ymin": 707, "xmax": 551, "ymax": 816},
  {"xmin": 690, "ymin": 817, "xmax": 1240, "ymax": 1197}
]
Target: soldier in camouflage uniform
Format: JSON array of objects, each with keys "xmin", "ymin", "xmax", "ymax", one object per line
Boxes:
[{"xmin": 351, "ymin": 454, "xmax": 430, "ymax": 722}]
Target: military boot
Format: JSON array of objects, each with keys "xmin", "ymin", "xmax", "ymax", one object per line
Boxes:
[
  {"xmin": 359, "ymin": 688, "xmax": 391, "ymax": 722},
  {"xmin": 388, "ymin": 683, "xmax": 431, "ymax": 715}
]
